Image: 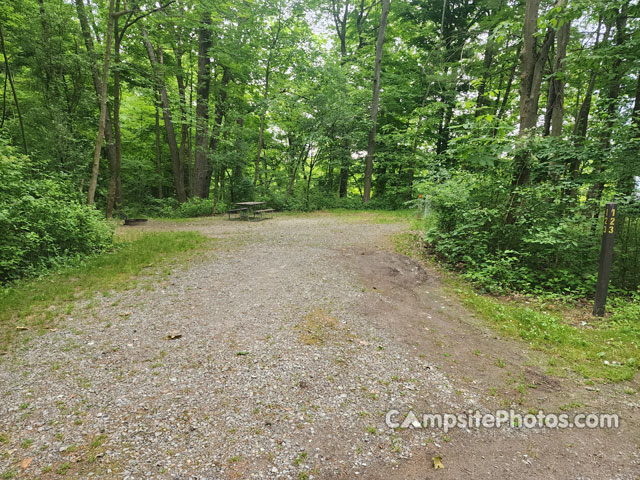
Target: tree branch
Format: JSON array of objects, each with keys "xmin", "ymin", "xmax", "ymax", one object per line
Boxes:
[{"xmin": 123, "ymin": 0, "xmax": 175, "ymax": 31}]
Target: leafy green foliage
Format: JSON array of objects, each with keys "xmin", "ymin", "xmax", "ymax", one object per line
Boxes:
[
  {"xmin": 418, "ymin": 165, "xmax": 607, "ymax": 296},
  {"xmin": 0, "ymin": 143, "xmax": 113, "ymax": 283},
  {"xmin": 125, "ymin": 197, "xmax": 227, "ymax": 218}
]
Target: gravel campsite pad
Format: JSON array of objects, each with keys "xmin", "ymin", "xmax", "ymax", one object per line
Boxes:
[{"xmin": 1, "ymin": 212, "xmax": 638, "ymax": 479}]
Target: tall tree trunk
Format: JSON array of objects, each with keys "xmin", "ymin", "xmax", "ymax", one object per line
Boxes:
[
  {"xmin": 174, "ymin": 47, "xmax": 190, "ymax": 195},
  {"xmin": 287, "ymin": 143, "xmax": 308, "ymax": 196},
  {"xmin": 518, "ymin": 0, "xmax": 554, "ymax": 136},
  {"xmin": 0, "ymin": 23, "xmax": 27, "ymax": 154},
  {"xmin": 587, "ymin": 6, "xmax": 628, "ymax": 207},
  {"xmin": 254, "ymin": 19, "xmax": 282, "ymax": 187},
  {"xmin": 543, "ymin": 15, "xmax": 570, "ymax": 138},
  {"xmin": 492, "ymin": 47, "xmax": 518, "ymax": 137},
  {"xmin": 550, "ymin": 18, "xmax": 570, "ymax": 137},
  {"xmin": 362, "ymin": 0, "xmax": 390, "ymax": 203},
  {"xmin": 188, "ymin": 51, "xmax": 195, "ymax": 195},
  {"xmin": 107, "ymin": 0, "xmax": 175, "ymax": 211},
  {"xmin": 506, "ymin": 0, "xmax": 553, "ymax": 223},
  {"xmin": 475, "ymin": 30, "xmax": 495, "ymax": 117},
  {"xmin": 193, "ymin": 15, "xmax": 213, "ymax": 198},
  {"xmin": 496, "ymin": 49, "xmax": 518, "ymax": 119},
  {"xmin": 106, "ymin": 1, "xmax": 122, "ymax": 218},
  {"xmin": 356, "ymin": 0, "xmax": 374, "ymax": 50},
  {"xmin": 338, "ymin": 144, "xmax": 349, "ymax": 197},
  {"xmin": 253, "ymin": 71, "xmax": 269, "ymax": 188},
  {"xmin": 329, "ymin": 0, "xmax": 349, "ymax": 59},
  {"xmin": 557, "ymin": 19, "xmax": 609, "ymax": 202},
  {"xmin": 209, "ymin": 65, "xmax": 230, "ymax": 200},
  {"xmin": 75, "ymin": 0, "xmax": 117, "ymax": 200},
  {"xmin": 155, "ymin": 92, "xmax": 163, "ymax": 198},
  {"xmin": 141, "ymin": 28, "xmax": 186, "ymax": 202},
  {"xmin": 306, "ymin": 154, "xmax": 318, "ymax": 208},
  {"xmin": 573, "ymin": 20, "xmax": 609, "ymax": 143},
  {"xmin": 87, "ymin": 0, "xmax": 115, "ymax": 206},
  {"xmin": 543, "ymin": 70, "xmax": 555, "ymax": 137},
  {"xmin": 331, "ymin": 1, "xmax": 352, "ymax": 197}
]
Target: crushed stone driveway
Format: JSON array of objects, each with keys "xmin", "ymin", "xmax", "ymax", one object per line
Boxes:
[{"xmin": 1, "ymin": 212, "xmax": 638, "ymax": 479}]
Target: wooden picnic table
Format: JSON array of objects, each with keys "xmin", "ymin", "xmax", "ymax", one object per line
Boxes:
[
  {"xmin": 235, "ymin": 202, "xmax": 264, "ymax": 217},
  {"xmin": 230, "ymin": 202, "xmax": 274, "ymax": 220}
]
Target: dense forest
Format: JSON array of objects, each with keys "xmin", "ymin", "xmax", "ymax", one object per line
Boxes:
[{"xmin": 1, "ymin": 0, "xmax": 639, "ymax": 299}]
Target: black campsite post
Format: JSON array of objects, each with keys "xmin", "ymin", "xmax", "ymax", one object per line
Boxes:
[{"xmin": 593, "ymin": 202, "xmax": 617, "ymax": 317}]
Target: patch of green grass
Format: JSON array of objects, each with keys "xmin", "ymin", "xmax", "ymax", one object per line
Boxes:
[
  {"xmin": 559, "ymin": 402, "xmax": 583, "ymax": 411},
  {"xmin": 150, "ymin": 216, "xmax": 215, "ymax": 224},
  {"xmin": 293, "ymin": 451, "xmax": 307, "ymax": 466},
  {"xmin": 90, "ymin": 435, "xmax": 107, "ymax": 449},
  {"xmin": 393, "ymin": 232, "xmax": 420, "ymax": 257},
  {"xmin": 0, "ymin": 232, "xmax": 209, "ymax": 354},
  {"xmin": 454, "ymin": 284, "xmax": 639, "ymax": 382},
  {"xmin": 55, "ymin": 462, "xmax": 71, "ymax": 475}
]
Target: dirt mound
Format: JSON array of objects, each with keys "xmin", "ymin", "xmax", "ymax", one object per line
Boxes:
[{"xmin": 348, "ymin": 250, "xmax": 428, "ymax": 289}]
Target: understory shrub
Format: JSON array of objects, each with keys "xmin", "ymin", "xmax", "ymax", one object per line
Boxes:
[
  {"xmin": 125, "ymin": 197, "xmax": 227, "ymax": 218},
  {"xmin": 418, "ymin": 171, "xmax": 603, "ymax": 296},
  {"xmin": 0, "ymin": 144, "xmax": 113, "ymax": 283}
]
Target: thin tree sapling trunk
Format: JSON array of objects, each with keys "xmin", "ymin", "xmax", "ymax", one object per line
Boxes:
[
  {"xmin": 363, "ymin": 0, "xmax": 390, "ymax": 203},
  {"xmin": 141, "ymin": 28, "xmax": 186, "ymax": 202},
  {"xmin": 87, "ymin": 0, "xmax": 115, "ymax": 206}
]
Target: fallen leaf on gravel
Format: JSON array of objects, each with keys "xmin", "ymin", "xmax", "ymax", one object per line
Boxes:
[
  {"xmin": 236, "ymin": 351, "xmax": 250, "ymax": 356},
  {"xmin": 433, "ymin": 456, "xmax": 444, "ymax": 469},
  {"xmin": 15, "ymin": 326, "xmax": 28, "ymax": 331},
  {"xmin": 166, "ymin": 331, "xmax": 182, "ymax": 340},
  {"xmin": 21, "ymin": 457, "xmax": 33, "ymax": 471}
]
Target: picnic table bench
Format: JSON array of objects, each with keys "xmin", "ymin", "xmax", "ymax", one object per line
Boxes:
[
  {"xmin": 227, "ymin": 202, "xmax": 274, "ymax": 221},
  {"xmin": 227, "ymin": 207, "xmax": 248, "ymax": 220},
  {"xmin": 254, "ymin": 208, "xmax": 274, "ymax": 220}
]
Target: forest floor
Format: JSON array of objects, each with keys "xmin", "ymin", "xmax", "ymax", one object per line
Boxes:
[{"xmin": 0, "ymin": 211, "xmax": 638, "ymax": 479}]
